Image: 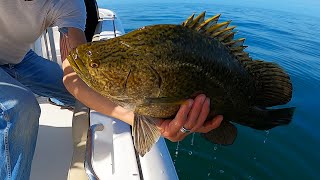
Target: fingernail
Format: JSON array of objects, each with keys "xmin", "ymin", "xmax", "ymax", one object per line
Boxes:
[
  {"xmin": 188, "ymin": 99, "xmax": 194, "ymax": 108},
  {"xmin": 206, "ymin": 97, "xmax": 210, "ymax": 105},
  {"xmin": 199, "ymin": 94, "xmax": 206, "ymax": 103}
]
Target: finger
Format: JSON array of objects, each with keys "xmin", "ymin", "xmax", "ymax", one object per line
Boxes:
[
  {"xmin": 159, "ymin": 120, "xmax": 184, "ymax": 142},
  {"xmin": 157, "ymin": 119, "xmax": 169, "ymax": 134},
  {"xmin": 182, "ymin": 94, "xmax": 206, "ymax": 132},
  {"xmin": 174, "ymin": 95, "xmax": 206, "ymax": 140},
  {"xmin": 190, "ymin": 97, "xmax": 210, "ymax": 132},
  {"xmin": 197, "ymin": 115, "xmax": 223, "ymax": 133},
  {"xmin": 167, "ymin": 99, "xmax": 194, "ymax": 135}
]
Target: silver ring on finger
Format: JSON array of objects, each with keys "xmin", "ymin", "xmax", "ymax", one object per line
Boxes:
[{"xmin": 180, "ymin": 126, "xmax": 191, "ymax": 134}]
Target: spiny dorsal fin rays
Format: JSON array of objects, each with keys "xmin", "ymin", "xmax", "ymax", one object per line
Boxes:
[
  {"xmin": 182, "ymin": 12, "xmax": 253, "ymax": 63},
  {"xmin": 219, "ymin": 31, "xmax": 236, "ymax": 43},
  {"xmin": 188, "ymin": 11, "xmax": 206, "ymax": 29},
  {"xmin": 223, "ymin": 38, "xmax": 246, "ymax": 47},
  {"xmin": 197, "ymin": 14, "xmax": 221, "ymax": 32},
  {"xmin": 182, "ymin": 13, "xmax": 195, "ymax": 27},
  {"xmin": 234, "ymin": 51, "xmax": 249, "ymax": 57},
  {"xmin": 230, "ymin": 46, "xmax": 248, "ymax": 53},
  {"xmin": 230, "ymin": 45, "xmax": 248, "ymax": 51},
  {"xmin": 211, "ymin": 26, "xmax": 236, "ymax": 38},
  {"xmin": 207, "ymin": 20, "xmax": 232, "ymax": 34}
]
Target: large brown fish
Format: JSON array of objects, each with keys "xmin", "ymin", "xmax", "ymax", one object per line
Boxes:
[{"xmin": 67, "ymin": 12, "xmax": 295, "ymax": 156}]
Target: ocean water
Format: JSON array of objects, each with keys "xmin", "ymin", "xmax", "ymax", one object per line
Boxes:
[{"xmin": 98, "ymin": 1, "xmax": 320, "ymax": 179}]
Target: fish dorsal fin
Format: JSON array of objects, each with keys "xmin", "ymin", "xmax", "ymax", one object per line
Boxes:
[
  {"xmin": 182, "ymin": 12, "xmax": 293, "ymax": 106},
  {"xmin": 182, "ymin": 12, "xmax": 252, "ymax": 64}
]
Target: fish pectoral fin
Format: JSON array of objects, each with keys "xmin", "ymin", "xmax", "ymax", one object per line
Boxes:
[
  {"xmin": 132, "ymin": 113, "xmax": 161, "ymax": 156},
  {"xmin": 144, "ymin": 97, "xmax": 185, "ymax": 105},
  {"xmin": 201, "ymin": 120, "xmax": 237, "ymax": 145}
]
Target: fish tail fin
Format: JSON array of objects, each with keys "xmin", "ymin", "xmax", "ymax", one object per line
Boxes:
[
  {"xmin": 259, "ymin": 107, "xmax": 295, "ymax": 130},
  {"xmin": 244, "ymin": 60, "xmax": 293, "ymax": 107},
  {"xmin": 201, "ymin": 120, "xmax": 238, "ymax": 145},
  {"xmin": 241, "ymin": 107, "xmax": 295, "ymax": 130},
  {"xmin": 132, "ymin": 113, "xmax": 161, "ymax": 156},
  {"xmin": 202, "ymin": 107, "xmax": 295, "ymax": 145}
]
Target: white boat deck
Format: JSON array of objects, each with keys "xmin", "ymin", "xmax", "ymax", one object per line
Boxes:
[{"xmin": 30, "ymin": 98, "xmax": 74, "ymax": 180}]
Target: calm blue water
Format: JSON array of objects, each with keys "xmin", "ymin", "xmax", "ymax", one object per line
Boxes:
[{"xmin": 98, "ymin": 1, "xmax": 320, "ymax": 179}]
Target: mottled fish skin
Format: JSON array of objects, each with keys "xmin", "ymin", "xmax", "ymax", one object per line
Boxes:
[
  {"xmin": 67, "ymin": 12, "xmax": 295, "ymax": 156},
  {"xmin": 69, "ymin": 25, "xmax": 255, "ymax": 116}
]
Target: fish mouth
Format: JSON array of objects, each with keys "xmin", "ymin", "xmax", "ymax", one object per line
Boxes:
[
  {"xmin": 67, "ymin": 49, "xmax": 88, "ymax": 76},
  {"xmin": 67, "ymin": 49, "xmax": 96, "ymax": 89}
]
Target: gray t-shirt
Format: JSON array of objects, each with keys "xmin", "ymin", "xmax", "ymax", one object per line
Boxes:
[{"xmin": 0, "ymin": 0, "xmax": 86, "ymax": 65}]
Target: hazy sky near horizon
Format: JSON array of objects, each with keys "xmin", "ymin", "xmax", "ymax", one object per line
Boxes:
[{"xmin": 101, "ymin": 0, "xmax": 320, "ymax": 18}]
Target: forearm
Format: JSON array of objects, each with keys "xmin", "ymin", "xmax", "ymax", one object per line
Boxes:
[
  {"xmin": 60, "ymin": 27, "xmax": 134, "ymax": 125},
  {"xmin": 62, "ymin": 61, "xmax": 134, "ymax": 125}
]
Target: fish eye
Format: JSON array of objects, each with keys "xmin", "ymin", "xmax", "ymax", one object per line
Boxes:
[{"xmin": 90, "ymin": 61, "xmax": 99, "ymax": 68}]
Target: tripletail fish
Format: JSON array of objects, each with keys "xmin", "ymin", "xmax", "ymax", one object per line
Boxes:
[{"xmin": 67, "ymin": 12, "xmax": 295, "ymax": 156}]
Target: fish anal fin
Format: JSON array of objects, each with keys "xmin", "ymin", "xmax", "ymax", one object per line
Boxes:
[
  {"xmin": 132, "ymin": 113, "xmax": 161, "ymax": 156},
  {"xmin": 201, "ymin": 120, "xmax": 237, "ymax": 145}
]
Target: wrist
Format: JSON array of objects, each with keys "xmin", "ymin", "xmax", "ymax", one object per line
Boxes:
[{"xmin": 111, "ymin": 106, "xmax": 135, "ymax": 126}]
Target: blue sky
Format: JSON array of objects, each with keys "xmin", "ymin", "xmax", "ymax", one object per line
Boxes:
[{"xmin": 98, "ymin": 0, "xmax": 320, "ymax": 18}]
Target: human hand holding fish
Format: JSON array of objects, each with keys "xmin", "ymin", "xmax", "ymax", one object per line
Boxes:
[{"xmin": 157, "ymin": 94, "xmax": 223, "ymax": 142}]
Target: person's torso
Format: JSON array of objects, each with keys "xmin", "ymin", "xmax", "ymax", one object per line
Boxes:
[
  {"xmin": 0, "ymin": 0, "xmax": 86, "ymax": 65},
  {"xmin": 0, "ymin": 0, "xmax": 54, "ymax": 64}
]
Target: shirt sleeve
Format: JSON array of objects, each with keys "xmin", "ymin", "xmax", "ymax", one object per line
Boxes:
[{"xmin": 50, "ymin": 0, "xmax": 86, "ymax": 31}]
